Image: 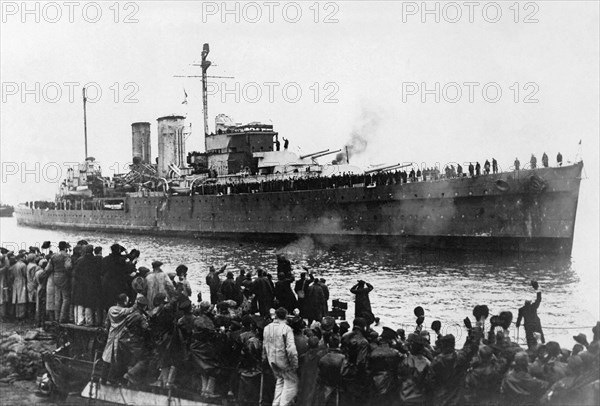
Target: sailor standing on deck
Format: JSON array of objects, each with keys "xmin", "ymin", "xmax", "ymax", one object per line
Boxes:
[{"xmin": 530, "ymin": 154, "xmax": 537, "ymax": 169}]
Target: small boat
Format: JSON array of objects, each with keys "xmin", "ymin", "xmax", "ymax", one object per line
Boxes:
[
  {"xmin": 40, "ymin": 323, "xmax": 242, "ymax": 405},
  {"xmin": 0, "ymin": 203, "xmax": 14, "ymax": 217}
]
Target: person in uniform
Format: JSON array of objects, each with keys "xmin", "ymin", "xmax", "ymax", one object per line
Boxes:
[
  {"xmin": 557, "ymin": 152, "xmax": 563, "ymax": 166},
  {"xmin": 530, "ymin": 154, "xmax": 537, "ymax": 169},
  {"xmin": 542, "ymin": 152, "xmax": 549, "ymax": 168},
  {"xmin": 484, "ymin": 160, "xmax": 491, "ymax": 175},
  {"xmin": 514, "ymin": 157, "xmax": 520, "ymax": 171}
]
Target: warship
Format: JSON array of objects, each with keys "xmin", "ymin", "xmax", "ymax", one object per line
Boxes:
[{"xmin": 15, "ymin": 44, "xmax": 583, "ymax": 255}]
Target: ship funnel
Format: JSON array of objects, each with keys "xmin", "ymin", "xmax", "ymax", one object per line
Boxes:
[
  {"xmin": 131, "ymin": 122, "xmax": 151, "ymax": 164},
  {"xmin": 157, "ymin": 115, "xmax": 186, "ymax": 177}
]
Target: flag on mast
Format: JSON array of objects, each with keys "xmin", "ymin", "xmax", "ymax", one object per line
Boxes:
[{"xmin": 182, "ymin": 88, "xmax": 188, "ymax": 104}]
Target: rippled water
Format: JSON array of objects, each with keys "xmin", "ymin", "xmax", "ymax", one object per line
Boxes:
[{"xmin": 1, "ymin": 216, "xmax": 598, "ymax": 349}]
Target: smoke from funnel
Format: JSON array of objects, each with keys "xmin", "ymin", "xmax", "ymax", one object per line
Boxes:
[{"xmin": 333, "ymin": 109, "xmax": 380, "ymax": 164}]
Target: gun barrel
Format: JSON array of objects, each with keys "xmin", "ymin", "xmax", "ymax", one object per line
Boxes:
[
  {"xmin": 300, "ymin": 149, "xmax": 330, "ymax": 159},
  {"xmin": 311, "ymin": 149, "xmax": 342, "ymax": 159},
  {"xmin": 364, "ymin": 163, "xmax": 410, "ymax": 174}
]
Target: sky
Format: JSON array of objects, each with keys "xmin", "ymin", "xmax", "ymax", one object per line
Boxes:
[{"xmin": 1, "ymin": 1, "xmax": 599, "ymax": 254}]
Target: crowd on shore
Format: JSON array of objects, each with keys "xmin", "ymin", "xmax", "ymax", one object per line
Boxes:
[{"xmin": 1, "ymin": 240, "xmax": 598, "ymax": 405}]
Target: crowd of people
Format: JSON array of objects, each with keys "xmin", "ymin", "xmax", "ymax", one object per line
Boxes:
[
  {"xmin": 189, "ymin": 152, "xmax": 565, "ymax": 197},
  {"xmin": 19, "ymin": 153, "xmax": 567, "ymax": 209},
  {"xmin": 1, "ymin": 241, "xmax": 598, "ymax": 405}
]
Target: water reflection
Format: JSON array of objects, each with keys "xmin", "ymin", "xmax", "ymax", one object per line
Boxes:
[{"xmin": 0, "ymin": 218, "xmax": 595, "ymax": 348}]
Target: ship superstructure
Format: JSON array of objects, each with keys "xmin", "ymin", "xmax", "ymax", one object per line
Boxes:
[{"xmin": 14, "ymin": 44, "xmax": 584, "ymax": 254}]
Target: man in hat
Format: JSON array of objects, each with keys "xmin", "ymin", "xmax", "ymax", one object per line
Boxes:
[
  {"xmin": 464, "ymin": 345, "xmax": 506, "ymax": 404},
  {"xmin": 501, "ymin": 351, "xmax": 549, "ymax": 404},
  {"xmin": 174, "ymin": 265, "xmax": 192, "ymax": 299},
  {"xmin": 220, "ymin": 271, "xmax": 241, "ymax": 305},
  {"xmin": 101, "ymin": 293, "xmax": 135, "ymax": 383},
  {"xmin": 305, "ymin": 277, "xmax": 325, "ymax": 326},
  {"xmin": 252, "ymin": 268, "xmax": 274, "ymax": 317},
  {"xmin": 205, "ymin": 264, "xmax": 227, "ymax": 305},
  {"xmin": 350, "ymin": 280, "xmax": 375, "ymax": 325},
  {"xmin": 145, "ymin": 261, "xmax": 176, "ymax": 311},
  {"xmin": 101, "ymin": 243, "xmax": 134, "ymax": 311},
  {"xmin": 122, "ymin": 296, "xmax": 150, "ymax": 385},
  {"xmin": 367, "ymin": 326, "xmax": 402, "ymax": 404},
  {"xmin": 45, "ymin": 241, "xmax": 72, "ymax": 323},
  {"xmin": 297, "ymin": 336, "xmax": 326, "ymax": 406},
  {"xmin": 131, "ymin": 266, "xmax": 150, "ymax": 303},
  {"xmin": 72, "ymin": 244, "xmax": 101, "ymax": 326},
  {"xmin": 341, "ymin": 317, "xmax": 370, "ymax": 405},
  {"xmin": 428, "ymin": 333, "xmax": 479, "ymax": 405},
  {"xmin": 263, "ymin": 307, "xmax": 299, "ymax": 406},
  {"xmin": 399, "ymin": 334, "xmax": 431, "ymax": 405},
  {"xmin": 274, "ymin": 272, "xmax": 297, "ymax": 314},
  {"xmin": 8, "ymin": 253, "xmax": 28, "ymax": 320},
  {"xmin": 573, "ymin": 333, "xmax": 589, "ymax": 350},
  {"xmin": 516, "ymin": 280, "xmax": 544, "ymax": 350}
]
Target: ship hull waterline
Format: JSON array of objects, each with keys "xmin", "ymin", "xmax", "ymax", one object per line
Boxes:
[{"xmin": 15, "ymin": 163, "xmax": 583, "ymax": 256}]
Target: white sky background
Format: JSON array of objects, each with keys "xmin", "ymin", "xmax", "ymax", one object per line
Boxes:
[{"xmin": 1, "ymin": 1, "xmax": 598, "ymax": 256}]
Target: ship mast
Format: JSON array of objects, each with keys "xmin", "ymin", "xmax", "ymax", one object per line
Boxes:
[
  {"xmin": 174, "ymin": 43, "xmax": 233, "ymax": 152},
  {"xmin": 82, "ymin": 87, "xmax": 88, "ymax": 159},
  {"xmin": 201, "ymin": 43, "xmax": 211, "ymax": 152}
]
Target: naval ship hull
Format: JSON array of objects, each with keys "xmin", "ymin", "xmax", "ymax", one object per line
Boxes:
[{"xmin": 15, "ymin": 163, "xmax": 583, "ymax": 255}]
